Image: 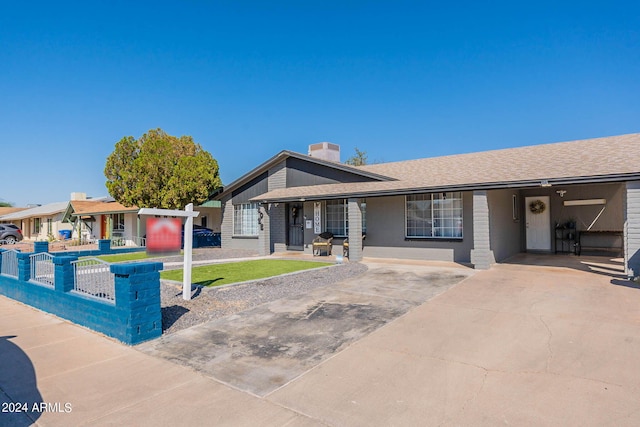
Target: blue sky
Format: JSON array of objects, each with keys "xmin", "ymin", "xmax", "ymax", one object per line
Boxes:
[{"xmin": 1, "ymin": 1, "xmax": 638, "ymax": 207}]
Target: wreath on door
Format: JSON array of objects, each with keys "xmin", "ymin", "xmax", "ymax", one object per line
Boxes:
[{"xmin": 529, "ymin": 199, "xmax": 546, "ymax": 214}]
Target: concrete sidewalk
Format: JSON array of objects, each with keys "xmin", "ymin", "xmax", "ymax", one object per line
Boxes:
[
  {"xmin": 0, "ymin": 297, "xmax": 315, "ymax": 427},
  {"xmin": 2, "ymin": 256, "xmax": 640, "ymax": 426}
]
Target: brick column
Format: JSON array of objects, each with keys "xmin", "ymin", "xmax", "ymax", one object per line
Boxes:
[
  {"xmin": 54, "ymin": 256, "xmax": 78, "ymax": 292},
  {"xmin": 347, "ymin": 198, "xmax": 363, "ymax": 261},
  {"xmin": 17, "ymin": 252, "xmax": 31, "ymax": 282},
  {"xmin": 34, "ymin": 241, "xmax": 49, "ymax": 254},
  {"xmin": 257, "ymin": 204, "xmax": 271, "ymax": 256},
  {"xmin": 470, "ymin": 190, "xmax": 494, "ymax": 270},
  {"xmin": 111, "ymin": 262, "xmax": 163, "ymax": 344},
  {"xmin": 624, "ymin": 181, "xmax": 640, "ymax": 278},
  {"xmin": 98, "ymin": 239, "xmax": 111, "ymax": 253}
]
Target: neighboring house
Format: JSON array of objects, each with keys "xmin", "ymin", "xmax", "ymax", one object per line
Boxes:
[
  {"xmin": 0, "ymin": 192, "xmax": 220, "ymax": 245},
  {"xmin": 195, "ymin": 200, "xmax": 222, "ymax": 232},
  {"xmin": 62, "ymin": 198, "xmax": 142, "ymax": 245},
  {"xmin": 213, "ymin": 135, "xmax": 640, "ymax": 275},
  {"xmin": 62, "ymin": 197, "xmax": 221, "ymax": 245},
  {"xmin": 0, "ymin": 202, "xmax": 71, "ymax": 240},
  {"xmin": 0, "ymin": 207, "xmax": 28, "ymax": 219}
]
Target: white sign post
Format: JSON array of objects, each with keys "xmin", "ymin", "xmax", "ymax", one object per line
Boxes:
[{"xmin": 138, "ymin": 204, "xmax": 200, "ymax": 300}]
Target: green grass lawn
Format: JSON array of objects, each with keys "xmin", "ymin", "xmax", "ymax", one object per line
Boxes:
[
  {"xmin": 94, "ymin": 252, "xmax": 153, "ymax": 263},
  {"xmin": 95, "ymin": 252, "xmax": 156, "ymax": 263},
  {"xmin": 160, "ymin": 259, "xmax": 333, "ymax": 287},
  {"xmin": 95, "ymin": 251, "xmax": 184, "ymax": 263}
]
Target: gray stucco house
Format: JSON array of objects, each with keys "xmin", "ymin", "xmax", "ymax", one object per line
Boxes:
[{"xmin": 213, "ymin": 134, "xmax": 640, "ymax": 275}]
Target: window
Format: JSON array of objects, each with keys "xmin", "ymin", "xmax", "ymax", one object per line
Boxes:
[
  {"xmin": 325, "ymin": 200, "xmax": 366, "ymax": 237},
  {"xmin": 33, "ymin": 218, "xmax": 41, "ymax": 234},
  {"xmin": 113, "ymin": 213, "xmax": 125, "ymax": 231},
  {"xmin": 325, "ymin": 200, "xmax": 347, "ymax": 236},
  {"xmin": 406, "ymin": 192, "xmax": 463, "ymax": 238},
  {"xmin": 234, "ymin": 203, "xmax": 259, "ymax": 236}
]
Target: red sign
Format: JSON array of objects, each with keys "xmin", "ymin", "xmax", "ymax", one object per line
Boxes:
[{"xmin": 146, "ymin": 218, "xmax": 181, "ymax": 254}]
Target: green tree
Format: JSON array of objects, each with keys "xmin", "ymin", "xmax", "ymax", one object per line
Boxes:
[
  {"xmin": 104, "ymin": 128, "xmax": 222, "ymax": 209},
  {"xmin": 0, "ymin": 201, "xmax": 12, "ymax": 207},
  {"xmin": 344, "ymin": 147, "xmax": 368, "ymax": 166}
]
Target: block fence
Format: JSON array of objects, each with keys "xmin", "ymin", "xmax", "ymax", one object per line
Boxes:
[{"xmin": 0, "ymin": 246, "xmax": 163, "ymax": 345}]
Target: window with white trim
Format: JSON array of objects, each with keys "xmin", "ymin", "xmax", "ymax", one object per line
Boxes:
[
  {"xmin": 325, "ymin": 200, "xmax": 347, "ymax": 236},
  {"xmin": 113, "ymin": 213, "xmax": 125, "ymax": 232},
  {"xmin": 406, "ymin": 192, "xmax": 463, "ymax": 238},
  {"xmin": 325, "ymin": 200, "xmax": 366, "ymax": 237},
  {"xmin": 233, "ymin": 202, "xmax": 259, "ymax": 236}
]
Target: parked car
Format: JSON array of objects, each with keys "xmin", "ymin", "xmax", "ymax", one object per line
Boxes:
[
  {"xmin": 144, "ymin": 224, "xmax": 221, "ymax": 249},
  {"xmin": 0, "ymin": 224, "xmax": 24, "ymax": 244},
  {"xmin": 182, "ymin": 225, "xmax": 221, "ymax": 248}
]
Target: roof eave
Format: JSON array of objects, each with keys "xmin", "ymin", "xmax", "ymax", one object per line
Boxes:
[
  {"xmin": 250, "ymin": 173, "xmax": 640, "ymax": 203},
  {"xmin": 71, "ymin": 208, "xmax": 139, "ymax": 217}
]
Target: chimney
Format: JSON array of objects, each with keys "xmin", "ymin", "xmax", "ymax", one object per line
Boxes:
[
  {"xmin": 308, "ymin": 142, "xmax": 340, "ymax": 162},
  {"xmin": 70, "ymin": 192, "xmax": 87, "ymax": 201}
]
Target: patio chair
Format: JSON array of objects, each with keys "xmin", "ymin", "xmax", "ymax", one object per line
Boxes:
[
  {"xmin": 343, "ymin": 233, "xmax": 366, "ymax": 257},
  {"xmin": 312, "ymin": 232, "xmax": 334, "ymax": 256}
]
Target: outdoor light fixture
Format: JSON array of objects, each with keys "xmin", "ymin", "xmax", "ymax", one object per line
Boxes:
[{"xmin": 556, "ymin": 190, "xmax": 567, "ymax": 197}]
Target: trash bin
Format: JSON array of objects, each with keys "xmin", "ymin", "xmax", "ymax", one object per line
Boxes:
[{"xmin": 59, "ymin": 230, "xmax": 72, "ymax": 240}]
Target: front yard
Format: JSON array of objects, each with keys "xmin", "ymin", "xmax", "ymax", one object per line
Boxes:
[{"xmin": 160, "ymin": 259, "xmax": 333, "ymax": 287}]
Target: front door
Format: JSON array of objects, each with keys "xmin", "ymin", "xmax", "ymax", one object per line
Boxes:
[
  {"xmin": 287, "ymin": 203, "xmax": 304, "ymax": 249},
  {"xmin": 525, "ymin": 196, "xmax": 551, "ymax": 251}
]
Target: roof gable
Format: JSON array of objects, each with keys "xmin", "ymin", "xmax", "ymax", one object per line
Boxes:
[{"xmin": 215, "ymin": 150, "xmax": 394, "ymax": 200}]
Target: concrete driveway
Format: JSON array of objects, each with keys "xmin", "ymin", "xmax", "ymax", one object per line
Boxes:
[
  {"xmin": 138, "ymin": 260, "xmax": 473, "ymax": 396},
  {"xmin": 266, "ymin": 255, "xmax": 640, "ymax": 426}
]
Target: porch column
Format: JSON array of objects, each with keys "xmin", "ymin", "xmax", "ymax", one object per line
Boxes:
[
  {"xmin": 624, "ymin": 181, "xmax": 640, "ymax": 278},
  {"xmin": 257, "ymin": 204, "xmax": 271, "ymax": 256},
  {"xmin": 470, "ymin": 190, "xmax": 495, "ymax": 270},
  {"xmin": 347, "ymin": 198, "xmax": 363, "ymax": 261}
]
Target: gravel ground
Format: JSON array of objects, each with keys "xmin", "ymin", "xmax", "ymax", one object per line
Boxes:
[{"xmin": 160, "ymin": 261, "xmax": 368, "ymax": 335}]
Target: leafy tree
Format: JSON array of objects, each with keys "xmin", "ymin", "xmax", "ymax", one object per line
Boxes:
[
  {"xmin": 344, "ymin": 147, "xmax": 368, "ymax": 166},
  {"xmin": 0, "ymin": 201, "xmax": 12, "ymax": 207},
  {"xmin": 104, "ymin": 128, "xmax": 222, "ymax": 209}
]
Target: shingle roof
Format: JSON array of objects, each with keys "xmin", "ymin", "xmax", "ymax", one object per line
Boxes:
[
  {"xmin": 251, "ymin": 133, "xmax": 640, "ymax": 202},
  {"xmin": 0, "ymin": 207, "xmax": 27, "ymax": 217},
  {"xmin": 69, "ymin": 200, "xmax": 138, "ymax": 216},
  {"xmin": 0, "ymin": 202, "xmax": 69, "ymax": 220}
]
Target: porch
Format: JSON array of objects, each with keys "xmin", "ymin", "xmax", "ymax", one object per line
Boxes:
[{"xmin": 253, "ymin": 180, "xmax": 640, "ymax": 277}]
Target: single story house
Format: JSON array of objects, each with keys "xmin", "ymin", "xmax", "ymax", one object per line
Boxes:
[
  {"xmin": 213, "ymin": 134, "xmax": 640, "ymax": 276},
  {"xmin": 0, "ymin": 207, "xmax": 28, "ymax": 218},
  {"xmin": 0, "ymin": 201, "xmax": 71, "ymax": 240},
  {"xmin": 61, "ymin": 198, "xmax": 221, "ymax": 245},
  {"xmin": 62, "ymin": 198, "xmax": 142, "ymax": 244}
]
